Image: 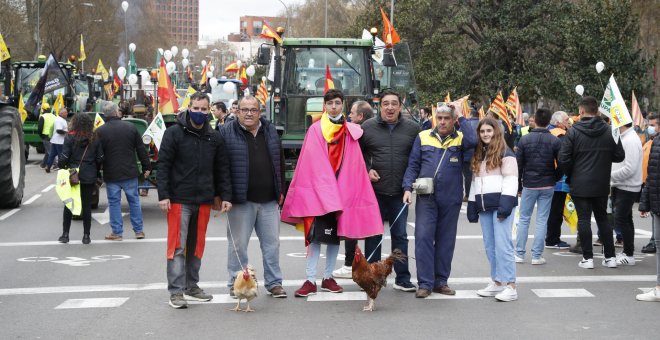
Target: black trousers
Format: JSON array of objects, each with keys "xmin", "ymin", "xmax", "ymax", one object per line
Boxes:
[
  {"xmin": 611, "ymin": 187, "xmax": 638, "ymax": 256},
  {"xmin": 462, "ymin": 162, "xmax": 473, "ymax": 198},
  {"xmin": 573, "ymin": 195, "xmax": 615, "ymax": 259},
  {"xmin": 63, "ymin": 183, "xmax": 94, "ymax": 235},
  {"xmin": 546, "ymin": 191, "xmax": 567, "ymax": 245},
  {"xmin": 344, "ymin": 239, "xmax": 357, "ymax": 266}
]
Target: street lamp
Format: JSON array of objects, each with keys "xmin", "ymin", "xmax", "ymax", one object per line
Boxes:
[
  {"xmin": 122, "ymin": 1, "xmax": 129, "ymax": 65},
  {"xmin": 277, "ymin": 0, "xmax": 290, "ymax": 33}
]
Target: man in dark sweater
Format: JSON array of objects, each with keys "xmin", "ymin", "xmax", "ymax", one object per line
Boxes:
[
  {"xmin": 96, "ymin": 101, "xmax": 151, "ymax": 240},
  {"xmin": 221, "ymin": 96, "xmax": 287, "ymax": 298}
]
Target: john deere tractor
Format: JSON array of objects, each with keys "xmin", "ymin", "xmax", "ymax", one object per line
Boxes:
[{"xmin": 0, "ymin": 55, "xmax": 25, "ymax": 208}]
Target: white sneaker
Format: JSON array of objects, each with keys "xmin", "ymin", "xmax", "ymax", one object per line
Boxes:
[
  {"xmin": 531, "ymin": 257, "xmax": 546, "ymax": 265},
  {"xmin": 636, "ymin": 288, "xmax": 660, "ymax": 302},
  {"xmin": 578, "ymin": 258, "xmax": 594, "ymax": 269},
  {"xmin": 615, "ymin": 253, "xmax": 636, "ymax": 266},
  {"xmin": 602, "ymin": 257, "xmax": 617, "ymax": 268},
  {"xmin": 514, "ymin": 255, "xmax": 524, "ymax": 263},
  {"xmin": 332, "ymin": 265, "xmax": 353, "ymax": 279},
  {"xmin": 495, "ymin": 286, "xmax": 518, "ymax": 302},
  {"xmin": 477, "ymin": 282, "xmax": 506, "ymax": 297}
]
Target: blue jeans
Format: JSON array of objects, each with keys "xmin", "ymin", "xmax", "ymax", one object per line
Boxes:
[
  {"xmin": 480, "ymin": 209, "xmax": 517, "ymax": 283},
  {"xmin": 46, "ymin": 143, "xmax": 62, "ymax": 168},
  {"xmin": 105, "ymin": 178, "xmax": 144, "ymax": 235},
  {"xmin": 306, "ymin": 242, "xmax": 340, "ymax": 281},
  {"xmin": 364, "ymin": 194, "xmax": 411, "ymax": 284},
  {"xmin": 167, "ymin": 204, "xmax": 203, "ymax": 294},
  {"xmin": 515, "ymin": 187, "xmax": 554, "ymax": 259},
  {"xmin": 227, "ymin": 200, "xmax": 283, "ymax": 290}
]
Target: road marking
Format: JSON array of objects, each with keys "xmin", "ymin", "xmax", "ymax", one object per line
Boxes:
[
  {"xmin": 425, "ymin": 290, "xmax": 483, "ymax": 299},
  {"xmin": 23, "ymin": 194, "xmax": 41, "ymax": 205},
  {"xmin": 41, "ymin": 184, "xmax": 55, "ymax": 193},
  {"xmin": 55, "ymin": 297, "xmax": 129, "ymax": 309},
  {"xmin": 92, "ymin": 207, "xmax": 127, "ymax": 225},
  {"xmin": 307, "ymin": 292, "xmax": 366, "ymax": 301},
  {"xmin": 0, "ymin": 275, "xmax": 654, "ymax": 296},
  {"xmin": 532, "ymin": 289, "xmax": 594, "ymax": 298},
  {"xmin": 635, "ymin": 229, "xmax": 652, "ymax": 237},
  {"xmin": 187, "ymin": 294, "xmax": 236, "ymax": 304},
  {"xmin": 17, "ymin": 255, "xmax": 131, "ymax": 267},
  {"xmin": 0, "ymin": 209, "xmax": 20, "ymax": 221}
]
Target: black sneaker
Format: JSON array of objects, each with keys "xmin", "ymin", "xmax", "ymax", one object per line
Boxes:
[
  {"xmin": 569, "ymin": 243, "xmax": 583, "ymax": 254},
  {"xmin": 642, "ymin": 242, "xmax": 656, "ymax": 254},
  {"xmin": 169, "ymin": 293, "xmax": 188, "ymax": 309},
  {"xmin": 184, "ymin": 287, "xmax": 213, "ymax": 301},
  {"xmin": 393, "ymin": 281, "xmax": 417, "ymax": 292}
]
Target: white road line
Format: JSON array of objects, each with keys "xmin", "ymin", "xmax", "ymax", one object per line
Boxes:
[
  {"xmin": 0, "ymin": 209, "xmax": 20, "ymax": 221},
  {"xmin": 187, "ymin": 294, "xmax": 236, "ymax": 304},
  {"xmin": 425, "ymin": 290, "xmax": 483, "ymax": 299},
  {"xmin": 635, "ymin": 229, "xmax": 653, "ymax": 237},
  {"xmin": 23, "ymin": 194, "xmax": 41, "ymax": 205},
  {"xmin": 41, "ymin": 184, "xmax": 55, "ymax": 193},
  {"xmin": 55, "ymin": 297, "xmax": 129, "ymax": 309},
  {"xmin": 532, "ymin": 289, "xmax": 594, "ymax": 298},
  {"xmin": 307, "ymin": 291, "xmax": 366, "ymax": 302},
  {"xmin": 0, "ymin": 275, "xmax": 654, "ymax": 296}
]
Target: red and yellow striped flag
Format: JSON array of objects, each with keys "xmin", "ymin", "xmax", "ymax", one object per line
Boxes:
[
  {"xmin": 256, "ymin": 79, "xmax": 269, "ymax": 105},
  {"xmin": 479, "ymin": 106, "xmax": 485, "ymax": 120},
  {"xmin": 158, "ymin": 58, "xmax": 179, "ymax": 114},
  {"xmin": 632, "ymin": 90, "xmax": 643, "ymax": 128},
  {"xmin": 506, "ymin": 87, "xmax": 523, "ymax": 126},
  {"xmin": 488, "ymin": 91, "xmax": 512, "ymax": 133},
  {"xmin": 324, "ymin": 65, "xmax": 334, "ymax": 95}
]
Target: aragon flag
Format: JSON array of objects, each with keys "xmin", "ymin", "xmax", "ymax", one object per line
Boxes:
[
  {"xmin": 256, "ymin": 79, "xmax": 268, "ymax": 105},
  {"xmin": 25, "ymin": 54, "xmax": 69, "ymax": 117},
  {"xmin": 158, "ymin": 58, "xmax": 179, "ymax": 114},
  {"xmin": 488, "ymin": 91, "xmax": 512, "ymax": 133}
]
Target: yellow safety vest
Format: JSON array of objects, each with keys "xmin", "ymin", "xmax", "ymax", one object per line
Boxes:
[
  {"xmin": 521, "ymin": 126, "xmax": 530, "ymax": 136},
  {"xmin": 41, "ymin": 112, "xmax": 56, "ymax": 138}
]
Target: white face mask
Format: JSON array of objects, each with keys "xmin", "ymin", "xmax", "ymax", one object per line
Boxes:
[{"xmin": 648, "ymin": 126, "xmax": 656, "ymax": 135}]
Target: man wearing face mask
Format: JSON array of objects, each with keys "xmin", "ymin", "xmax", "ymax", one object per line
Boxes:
[
  {"xmin": 158, "ymin": 91, "xmax": 233, "ymax": 309},
  {"xmin": 642, "ymin": 113, "xmax": 659, "ymax": 253}
]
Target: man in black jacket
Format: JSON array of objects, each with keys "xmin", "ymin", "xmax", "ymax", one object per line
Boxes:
[
  {"xmin": 558, "ymin": 96, "xmax": 625, "ymax": 269},
  {"xmin": 356, "ymin": 89, "xmax": 419, "ymax": 292},
  {"xmin": 158, "ymin": 92, "xmax": 232, "ymax": 309},
  {"xmin": 515, "ymin": 108, "xmax": 561, "ymax": 265},
  {"xmin": 221, "ymin": 96, "xmax": 287, "ymax": 298},
  {"xmin": 96, "ymin": 101, "xmax": 151, "ymax": 241}
]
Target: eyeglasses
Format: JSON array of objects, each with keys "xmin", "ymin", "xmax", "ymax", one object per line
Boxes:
[{"xmin": 240, "ymin": 108, "xmax": 260, "ymax": 114}]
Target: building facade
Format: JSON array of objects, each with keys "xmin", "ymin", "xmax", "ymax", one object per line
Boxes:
[
  {"xmin": 238, "ymin": 16, "xmax": 286, "ymax": 41},
  {"xmin": 154, "ymin": 0, "xmax": 199, "ymax": 48}
]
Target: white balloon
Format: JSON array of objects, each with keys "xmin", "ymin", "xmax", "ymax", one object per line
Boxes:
[
  {"xmin": 128, "ymin": 74, "xmax": 138, "ymax": 85},
  {"xmin": 181, "ymin": 58, "xmax": 189, "ymax": 68},
  {"xmin": 129, "ymin": 43, "xmax": 136, "ymax": 52},
  {"xmin": 575, "ymin": 84, "xmax": 584, "ymax": 96},
  {"xmin": 261, "ymin": 76, "xmax": 267, "ymax": 82},
  {"xmin": 166, "ymin": 61, "xmax": 176, "ymax": 75},
  {"xmin": 181, "ymin": 48, "xmax": 189, "ymax": 59},
  {"xmin": 206, "ymin": 71, "xmax": 213, "ymax": 78},
  {"xmin": 158, "ymin": 48, "xmax": 164, "ymax": 56},
  {"xmin": 220, "ymin": 76, "xmax": 227, "ymax": 80},
  {"xmin": 171, "ymin": 46, "xmax": 178, "ymax": 58},
  {"xmin": 596, "ymin": 61, "xmax": 605, "ymax": 74},
  {"xmin": 121, "ymin": 1, "xmax": 128, "ymax": 12},
  {"xmin": 246, "ymin": 65, "xmax": 255, "ymax": 77},
  {"xmin": 209, "ymin": 77, "xmax": 218, "ymax": 89},
  {"xmin": 140, "ymin": 71, "xmax": 150, "ymax": 85},
  {"xmin": 163, "ymin": 50, "xmax": 172, "ymax": 62},
  {"xmin": 210, "ymin": 65, "xmax": 215, "ymax": 72},
  {"xmin": 236, "ymin": 60, "xmax": 242, "ymax": 68},
  {"xmin": 222, "ymin": 82, "xmax": 236, "ymax": 94},
  {"xmin": 117, "ymin": 67, "xmax": 127, "ymax": 79},
  {"xmin": 201, "ymin": 60, "xmax": 207, "ymax": 67}
]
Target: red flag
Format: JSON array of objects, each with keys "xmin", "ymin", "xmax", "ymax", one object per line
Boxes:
[
  {"xmin": 259, "ymin": 20, "xmax": 283, "ymax": 44},
  {"xmin": 488, "ymin": 91, "xmax": 512, "ymax": 133},
  {"xmin": 632, "ymin": 90, "xmax": 643, "ymax": 127},
  {"xmin": 380, "ymin": 7, "xmax": 400, "ymax": 48},
  {"xmin": 506, "ymin": 87, "xmax": 523, "ymax": 126},
  {"xmin": 324, "ymin": 65, "xmax": 334, "ymax": 95},
  {"xmin": 256, "ymin": 79, "xmax": 269, "ymax": 105},
  {"xmin": 158, "ymin": 58, "xmax": 179, "ymax": 114},
  {"xmin": 112, "ymin": 75, "xmax": 122, "ymax": 98}
]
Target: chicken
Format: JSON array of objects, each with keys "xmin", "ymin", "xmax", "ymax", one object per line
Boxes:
[
  {"xmin": 231, "ymin": 265, "xmax": 258, "ymax": 312},
  {"xmin": 352, "ymin": 245, "xmax": 406, "ymax": 311}
]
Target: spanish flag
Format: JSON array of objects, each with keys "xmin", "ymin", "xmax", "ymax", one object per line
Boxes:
[
  {"xmin": 199, "ymin": 60, "xmax": 211, "ymax": 86},
  {"xmin": 259, "ymin": 20, "xmax": 283, "ymax": 44},
  {"xmin": 224, "ymin": 62, "xmax": 239, "ymax": 73},
  {"xmin": 157, "ymin": 58, "xmax": 179, "ymax": 114},
  {"xmin": 380, "ymin": 7, "xmax": 400, "ymax": 48},
  {"xmin": 324, "ymin": 65, "xmax": 334, "ymax": 95},
  {"xmin": 240, "ymin": 66, "xmax": 248, "ymax": 86}
]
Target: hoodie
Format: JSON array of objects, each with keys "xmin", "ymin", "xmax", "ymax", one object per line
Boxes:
[
  {"xmin": 558, "ymin": 116, "xmax": 625, "ymax": 197},
  {"xmin": 611, "ymin": 127, "xmax": 642, "ymax": 192}
]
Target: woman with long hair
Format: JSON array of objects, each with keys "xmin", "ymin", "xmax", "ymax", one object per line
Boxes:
[
  {"xmin": 466, "ymin": 118, "xmax": 519, "ymax": 301},
  {"xmin": 57, "ymin": 113, "xmax": 104, "ymax": 244}
]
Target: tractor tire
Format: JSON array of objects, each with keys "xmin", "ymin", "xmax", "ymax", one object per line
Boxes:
[
  {"xmin": 0, "ymin": 106, "xmax": 26, "ymax": 208},
  {"xmin": 36, "ymin": 143, "xmax": 45, "ymax": 154}
]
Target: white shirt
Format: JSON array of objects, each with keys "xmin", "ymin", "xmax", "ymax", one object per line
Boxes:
[{"xmin": 50, "ymin": 116, "xmax": 68, "ymax": 144}]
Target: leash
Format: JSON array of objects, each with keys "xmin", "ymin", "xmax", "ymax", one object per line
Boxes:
[
  {"xmin": 223, "ymin": 212, "xmax": 246, "ymax": 273},
  {"xmin": 366, "ymin": 202, "xmax": 409, "ymax": 262}
]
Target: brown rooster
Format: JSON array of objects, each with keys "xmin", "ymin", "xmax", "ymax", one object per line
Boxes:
[
  {"xmin": 231, "ymin": 265, "xmax": 258, "ymax": 312},
  {"xmin": 352, "ymin": 245, "xmax": 406, "ymax": 311}
]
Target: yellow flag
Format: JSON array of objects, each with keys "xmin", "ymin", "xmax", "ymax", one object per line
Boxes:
[
  {"xmin": 93, "ymin": 113, "xmax": 105, "ymax": 131},
  {"xmin": 52, "ymin": 93, "xmax": 64, "ymax": 114},
  {"xmin": 96, "ymin": 59, "xmax": 108, "ymax": 81},
  {"xmin": 563, "ymin": 194, "xmax": 578, "ymax": 234},
  {"xmin": 79, "ymin": 35, "xmax": 86, "ymax": 62},
  {"xmin": 180, "ymin": 86, "xmax": 197, "ymax": 108},
  {"xmin": 0, "ymin": 32, "xmax": 10, "ymax": 61},
  {"xmin": 18, "ymin": 93, "xmax": 28, "ymax": 123}
]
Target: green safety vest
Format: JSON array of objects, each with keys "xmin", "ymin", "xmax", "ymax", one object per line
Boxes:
[
  {"xmin": 520, "ymin": 126, "xmax": 530, "ymax": 136},
  {"xmin": 41, "ymin": 112, "xmax": 56, "ymax": 138}
]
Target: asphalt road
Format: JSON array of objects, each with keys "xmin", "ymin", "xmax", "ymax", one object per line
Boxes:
[{"xmin": 1, "ymin": 153, "xmax": 658, "ymax": 339}]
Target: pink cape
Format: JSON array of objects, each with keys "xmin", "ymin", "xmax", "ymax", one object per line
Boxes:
[{"xmin": 281, "ymin": 121, "xmax": 383, "ymax": 239}]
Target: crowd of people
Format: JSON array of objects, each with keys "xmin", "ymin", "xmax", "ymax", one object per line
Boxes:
[{"xmin": 46, "ymin": 87, "xmax": 660, "ymax": 308}]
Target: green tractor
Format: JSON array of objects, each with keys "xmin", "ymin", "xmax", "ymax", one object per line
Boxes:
[
  {"xmin": 257, "ymin": 34, "xmax": 419, "ymax": 183},
  {"xmin": 0, "ymin": 56, "xmax": 25, "ymax": 208}
]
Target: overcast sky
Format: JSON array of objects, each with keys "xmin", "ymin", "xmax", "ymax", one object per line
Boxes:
[{"xmin": 199, "ymin": 0, "xmax": 303, "ymax": 42}]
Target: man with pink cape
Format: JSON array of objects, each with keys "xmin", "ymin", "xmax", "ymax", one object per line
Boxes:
[{"xmin": 281, "ymin": 89, "xmax": 383, "ymax": 297}]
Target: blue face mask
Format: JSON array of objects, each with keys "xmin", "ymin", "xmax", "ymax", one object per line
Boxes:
[
  {"xmin": 189, "ymin": 110, "xmax": 207, "ymax": 125},
  {"xmin": 648, "ymin": 126, "xmax": 656, "ymax": 136}
]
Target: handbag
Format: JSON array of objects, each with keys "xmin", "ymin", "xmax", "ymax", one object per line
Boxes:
[
  {"xmin": 69, "ymin": 143, "xmax": 89, "ymax": 186},
  {"xmin": 412, "ymin": 148, "xmax": 449, "ymax": 195}
]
